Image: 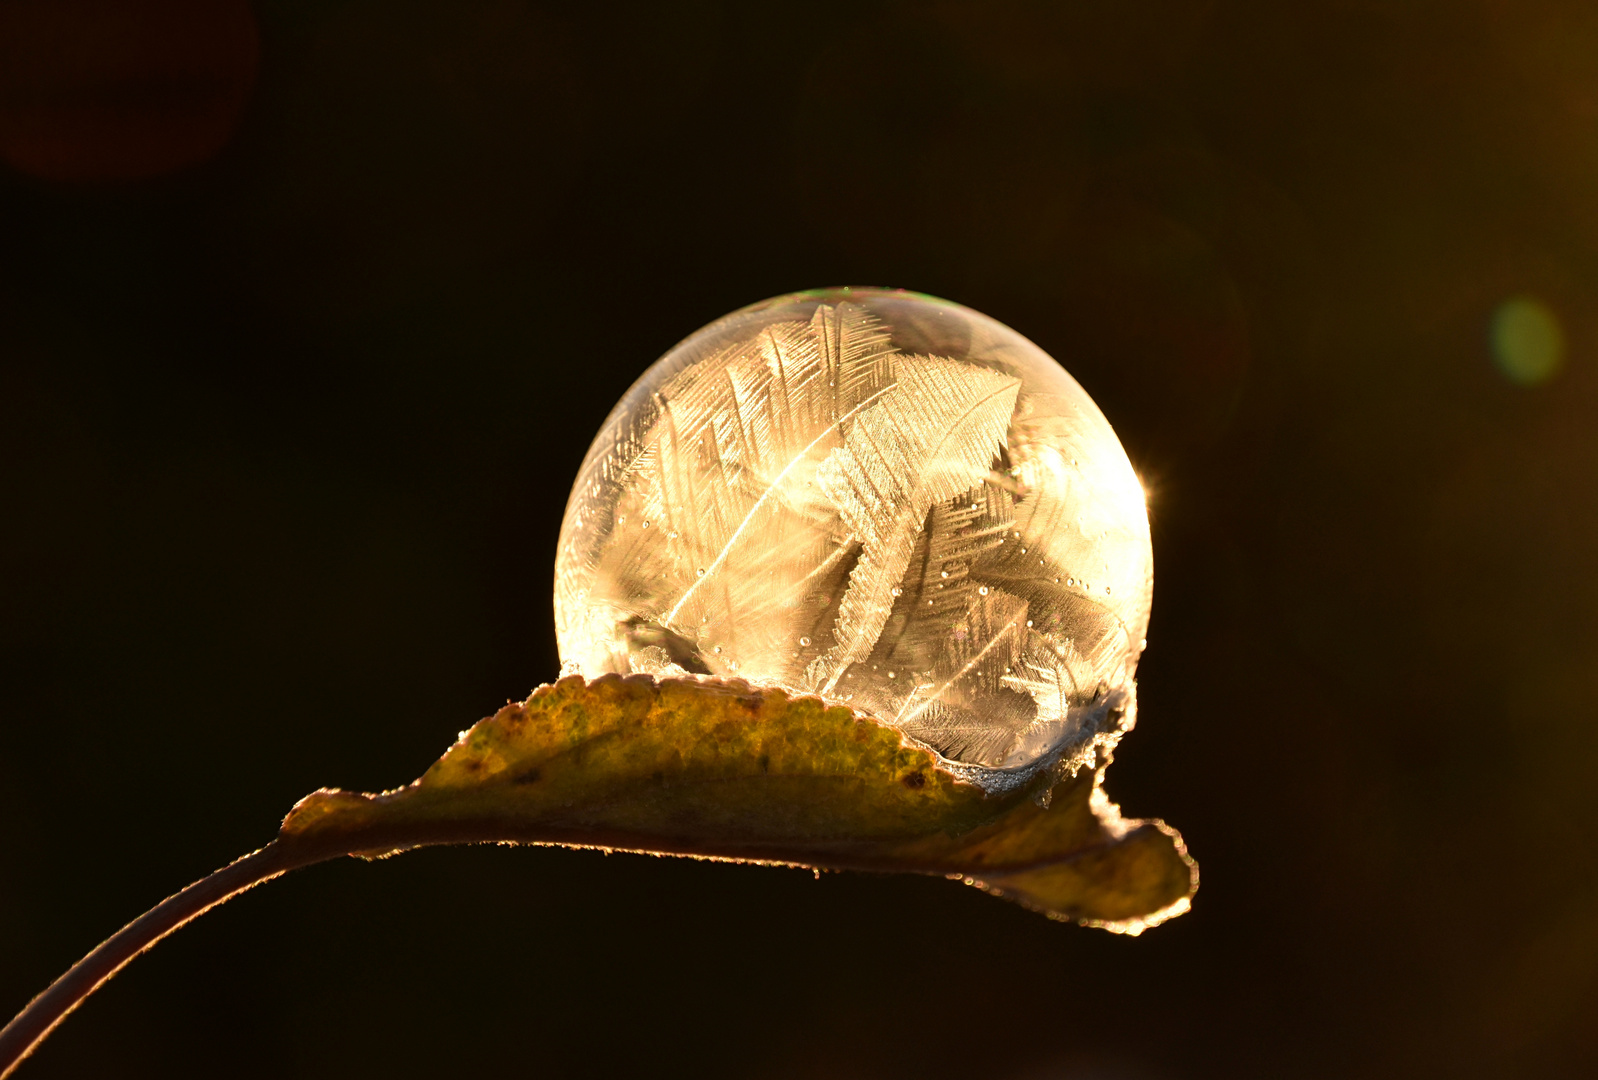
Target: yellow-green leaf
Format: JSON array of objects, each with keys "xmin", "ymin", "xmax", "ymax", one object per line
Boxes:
[{"xmin": 281, "ymin": 674, "xmax": 1195, "ymax": 931}]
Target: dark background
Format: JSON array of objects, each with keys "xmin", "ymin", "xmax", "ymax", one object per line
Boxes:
[{"xmin": 2, "ymin": 1, "xmax": 1595, "ymax": 1077}]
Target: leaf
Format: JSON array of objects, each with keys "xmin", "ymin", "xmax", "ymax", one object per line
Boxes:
[
  {"xmin": 280, "ymin": 674, "xmax": 1196, "ymax": 930},
  {"xmin": 0, "ymin": 676, "xmax": 1195, "ymax": 1080}
]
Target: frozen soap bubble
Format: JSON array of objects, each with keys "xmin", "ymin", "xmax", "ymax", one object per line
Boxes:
[{"xmin": 555, "ymin": 288, "xmax": 1151, "ymax": 788}]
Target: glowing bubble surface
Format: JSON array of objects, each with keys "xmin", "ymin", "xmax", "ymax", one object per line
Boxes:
[{"xmin": 555, "ymin": 288, "xmax": 1152, "ymax": 787}]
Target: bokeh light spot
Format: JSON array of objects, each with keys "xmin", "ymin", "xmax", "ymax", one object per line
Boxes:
[
  {"xmin": 0, "ymin": 0, "xmax": 258, "ymax": 184},
  {"xmin": 1491, "ymin": 295, "xmax": 1566, "ymax": 386}
]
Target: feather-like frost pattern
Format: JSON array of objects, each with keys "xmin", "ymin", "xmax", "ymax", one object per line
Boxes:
[
  {"xmin": 810, "ymin": 356, "xmax": 1022, "ymax": 695},
  {"xmin": 593, "ymin": 304, "xmax": 894, "ymax": 681},
  {"xmin": 969, "ymin": 440, "xmax": 1137, "ymax": 696},
  {"xmin": 836, "ymin": 482, "xmax": 1012, "ymax": 724},
  {"xmin": 894, "ymin": 586, "xmax": 1039, "ymax": 762}
]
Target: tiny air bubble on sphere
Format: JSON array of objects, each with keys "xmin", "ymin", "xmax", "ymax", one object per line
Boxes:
[{"xmin": 554, "ymin": 288, "xmax": 1152, "ymax": 785}]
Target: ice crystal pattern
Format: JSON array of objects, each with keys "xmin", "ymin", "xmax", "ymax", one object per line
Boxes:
[{"xmin": 556, "ymin": 290, "xmax": 1152, "ymax": 783}]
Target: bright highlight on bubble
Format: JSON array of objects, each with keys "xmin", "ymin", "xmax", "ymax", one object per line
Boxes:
[
  {"xmin": 555, "ymin": 288, "xmax": 1153, "ymax": 788},
  {"xmin": 1492, "ymin": 295, "xmax": 1565, "ymax": 386}
]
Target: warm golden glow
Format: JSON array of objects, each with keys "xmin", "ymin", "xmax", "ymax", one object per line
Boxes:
[{"xmin": 555, "ymin": 289, "xmax": 1153, "ymax": 787}]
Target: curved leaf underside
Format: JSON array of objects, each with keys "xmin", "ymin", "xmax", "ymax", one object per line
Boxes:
[{"xmin": 281, "ymin": 674, "xmax": 1194, "ymax": 931}]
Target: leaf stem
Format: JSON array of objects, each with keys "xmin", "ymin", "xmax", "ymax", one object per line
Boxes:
[{"xmin": 0, "ymin": 838, "xmax": 338, "ymax": 1079}]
